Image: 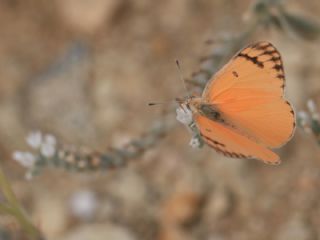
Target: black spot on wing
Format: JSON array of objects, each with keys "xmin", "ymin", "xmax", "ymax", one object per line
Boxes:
[
  {"xmin": 273, "ymin": 64, "xmax": 283, "ymax": 72},
  {"xmin": 238, "ymin": 53, "xmax": 264, "ymax": 68},
  {"xmin": 270, "ymin": 56, "xmax": 281, "ymax": 62},
  {"xmin": 200, "ymin": 134, "xmax": 225, "ymax": 147},
  {"xmin": 263, "ymin": 50, "xmax": 278, "ymax": 56},
  {"xmin": 213, "ymin": 146, "xmax": 252, "ymax": 159},
  {"xmin": 243, "ymin": 42, "xmax": 285, "ymax": 77},
  {"xmin": 232, "ymin": 71, "xmax": 239, "ymax": 77},
  {"xmin": 252, "ymin": 42, "xmax": 272, "ymax": 50},
  {"xmin": 285, "ymin": 100, "xmax": 296, "ymax": 130},
  {"xmin": 200, "ymin": 134, "xmax": 252, "ymax": 160},
  {"xmin": 263, "ymin": 160, "xmax": 281, "ymax": 165}
]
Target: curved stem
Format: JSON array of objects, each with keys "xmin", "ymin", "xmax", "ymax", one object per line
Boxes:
[{"xmin": 0, "ymin": 167, "xmax": 44, "ymax": 240}]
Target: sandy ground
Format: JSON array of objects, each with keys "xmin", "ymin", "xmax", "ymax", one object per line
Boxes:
[{"xmin": 0, "ymin": 0, "xmax": 320, "ymax": 239}]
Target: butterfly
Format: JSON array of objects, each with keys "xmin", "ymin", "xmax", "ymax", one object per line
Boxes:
[{"xmin": 177, "ymin": 41, "xmax": 295, "ymax": 164}]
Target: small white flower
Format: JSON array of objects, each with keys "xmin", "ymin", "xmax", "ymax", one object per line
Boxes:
[
  {"xmin": 176, "ymin": 105, "xmax": 193, "ymax": 125},
  {"xmin": 39, "ymin": 134, "xmax": 57, "ymax": 157},
  {"xmin": 70, "ymin": 190, "xmax": 97, "ymax": 220},
  {"xmin": 189, "ymin": 136, "xmax": 201, "ymax": 148},
  {"xmin": 13, "ymin": 151, "xmax": 36, "ymax": 168},
  {"xmin": 307, "ymin": 99, "xmax": 317, "ymax": 113},
  {"xmin": 307, "ymin": 99, "xmax": 320, "ymax": 121},
  {"xmin": 297, "ymin": 111, "xmax": 309, "ymax": 123},
  {"xmin": 13, "ymin": 151, "xmax": 25, "ymax": 162},
  {"xmin": 40, "ymin": 143, "xmax": 56, "ymax": 158},
  {"xmin": 307, "ymin": 99, "xmax": 320, "ymax": 120},
  {"xmin": 297, "ymin": 111, "xmax": 312, "ymax": 133},
  {"xmin": 26, "ymin": 131, "xmax": 42, "ymax": 149},
  {"xmin": 44, "ymin": 134, "xmax": 56, "ymax": 146}
]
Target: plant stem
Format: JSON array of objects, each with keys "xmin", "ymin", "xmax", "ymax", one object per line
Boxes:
[{"xmin": 0, "ymin": 167, "xmax": 43, "ymax": 240}]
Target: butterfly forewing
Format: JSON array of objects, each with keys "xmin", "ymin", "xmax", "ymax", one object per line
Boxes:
[{"xmin": 203, "ymin": 41, "xmax": 285, "ymax": 102}]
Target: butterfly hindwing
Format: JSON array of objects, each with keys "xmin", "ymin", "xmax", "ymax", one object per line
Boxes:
[
  {"xmin": 216, "ymin": 98, "xmax": 295, "ymax": 148},
  {"xmin": 194, "ymin": 114, "xmax": 280, "ymax": 164}
]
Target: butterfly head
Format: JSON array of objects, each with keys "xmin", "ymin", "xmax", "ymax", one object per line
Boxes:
[{"xmin": 175, "ymin": 95, "xmax": 202, "ymax": 113}]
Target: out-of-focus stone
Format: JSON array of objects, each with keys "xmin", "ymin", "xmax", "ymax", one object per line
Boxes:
[
  {"xmin": 32, "ymin": 194, "xmax": 68, "ymax": 238},
  {"xmin": 69, "ymin": 190, "xmax": 98, "ymax": 221},
  {"xmin": 158, "ymin": 225, "xmax": 192, "ymax": 240},
  {"xmin": 62, "ymin": 223, "xmax": 136, "ymax": 240},
  {"xmin": 161, "ymin": 191, "xmax": 203, "ymax": 225},
  {"xmin": 204, "ymin": 188, "xmax": 232, "ymax": 221},
  {"xmin": 107, "ymin": 169, "xmax": 147, "ymax": 210},
  {"xmin": 275, "ymin": 216, "xmax": 314, "ymax": 240},
  {"xmin": 26, "ymin": 44, "xmax": 98, "ymax": 145},
  {"xmin": 56, "ymin": 0, "xmax": 124, "ymax": 34}
]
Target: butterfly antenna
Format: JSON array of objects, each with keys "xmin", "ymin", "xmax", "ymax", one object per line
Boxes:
[
  {"xmin": 148, "ymin": 102, "xmax": 164, "ymax": 106},
  {"xmin": 175, "ymin": 60, "xmax": 190, "ymax": 97},
  {"xmin": 148, "ymin": 100, "xmax": 174, "ymax": 106},
  {"xmin": 149, "ymin": 60, "xmax": 188, "ymax": 107}
]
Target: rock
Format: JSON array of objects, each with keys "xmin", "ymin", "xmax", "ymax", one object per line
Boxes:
[
  {"xmin": 107, "ymin": 169, "xmax": 147, "ymax": 210},
  {"xmin": 204, "ymin": 188, "xmax": 232, "ymax": 221},
  {"xmin": 161, "ymin": 191, "xmax": 203, "ymax": 226},
  {"xmin": 62, "ymin": 223, "xmax": 136, "ymax": 240},
  {"xmin": 25, "ymin": 42, "xmax": 98, "ymax": 145},
  {"xmin": 56, "ymin": 0, "xmax": 124, "ymax": 34},
  {"xmin": 32, "ymin": 193, "xmax": 68, "ymax": 238},
  {"xmin": 275, "ymin": 216, "xmax": 314, "ymax": 240},
  {"xmin": 69, "ymin": 190, "xmax": 98, "ymax": 221},
  {"xmin": 158, "ymin": 225, "xmax": 192, "ymax": 240}
]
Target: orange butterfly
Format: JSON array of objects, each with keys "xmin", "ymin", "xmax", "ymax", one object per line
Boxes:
[{"xmin": 177, "ymin": 41, "xmax": 295, "ymax": 164}]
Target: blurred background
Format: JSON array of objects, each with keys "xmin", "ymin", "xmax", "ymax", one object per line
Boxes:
[{"xmin": 0, "ymin": 0, "xmax": 320, "ymax": 239}]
